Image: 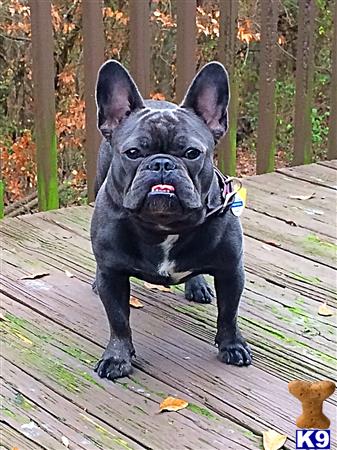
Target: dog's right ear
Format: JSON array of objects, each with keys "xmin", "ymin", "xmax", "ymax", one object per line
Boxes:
[{"xmin": 96, "ymin": 60, "xmax": 145, "ymax": 139}]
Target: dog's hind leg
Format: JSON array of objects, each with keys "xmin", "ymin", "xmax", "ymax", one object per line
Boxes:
[{"xmin": 185, "ymin": 275, "xmax": 214, "ymax": 304}]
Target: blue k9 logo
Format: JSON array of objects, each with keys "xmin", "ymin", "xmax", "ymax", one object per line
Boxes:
[{"xmin": 296, "ymin": 430, "xmax": 330, "ymax": 449}]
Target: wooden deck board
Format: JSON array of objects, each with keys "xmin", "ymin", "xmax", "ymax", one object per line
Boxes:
[
  {"xmin": 277, "ymin": 164, "xmax": 337, "ymax": 189},
  {"xmin": 1, "ymin": 162, "xmax": 336, "ymax": 450}
]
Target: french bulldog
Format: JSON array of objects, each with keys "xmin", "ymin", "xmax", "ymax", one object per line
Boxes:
[{"xmin": 91, "ymin": 60, "xmax": 252, "ymax": 380}]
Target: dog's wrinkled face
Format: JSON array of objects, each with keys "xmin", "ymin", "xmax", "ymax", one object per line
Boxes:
[
  {"xmin": 111, "ymin": 108, "xmax": 215, "ymax": 224},
  {"xmin": 96, "ymin": 60, "xmax": 230, "ymax": 228}
]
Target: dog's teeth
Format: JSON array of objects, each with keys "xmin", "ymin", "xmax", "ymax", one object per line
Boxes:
[{"xmin": 151, "ymin": 185, "xmax": 174, "ymax": 193}]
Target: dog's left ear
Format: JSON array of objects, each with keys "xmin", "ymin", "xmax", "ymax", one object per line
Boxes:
[{"xmin": 180, "ymin": 62, "xmax": 230, "ymax": 142}]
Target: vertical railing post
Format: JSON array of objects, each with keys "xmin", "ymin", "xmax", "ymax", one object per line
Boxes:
[
  {"xmin": 30, "ymin": 0, "xmax": 59, "ymax": 211},
  {"xmin": 176, "ymin": 0, "xmax": 197, "ymax": 103},
  {"xmin": 217, "ymin": 0, "xmax": 239, "ymax": 175},
  {"xmin": 256, "ymin": 0, "xmax": 278, "ymax": 174},
  {"xmin": 129, "ymin": 0, "xmax": 151, "ymax": 97},
  {"xmin": 328, "ymin": 0, "xmax": 337, "ymax": 160},
  {"xmin": 82, "ymin": 0, "xmax": 105, "ymax": 203},
  {"xmin": 293, "ymin": 0, "xmax": 316, "ymax": 166},
  {"xmin": 0, "ymin": 144, "xmax": 3, "ymax": 218},
  {"xmin": 0, "ymin": 180, "xmax": 4, "ymax": 219}
]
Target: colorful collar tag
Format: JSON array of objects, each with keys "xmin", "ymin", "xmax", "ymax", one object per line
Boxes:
[{"xmin": 231, "ymin": 187, "xmax": 247, "ymax": 217}]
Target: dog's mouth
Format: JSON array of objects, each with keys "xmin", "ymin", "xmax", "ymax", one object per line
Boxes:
[
  {"xmin": 142, "ymin": 183, "xmax": 180, "ymax": 216},
  {"xmin": 150, "ymin": 184, "xmax": 175, "ymax": 194}
]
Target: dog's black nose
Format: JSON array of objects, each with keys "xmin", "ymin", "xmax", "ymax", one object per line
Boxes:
[{"xmin": 147, "ymin": 157, "xmax": 176, "ymax": 172}]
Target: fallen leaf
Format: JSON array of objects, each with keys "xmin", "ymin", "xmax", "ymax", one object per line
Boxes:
[
  {"xmin": 262, "ymin": 429, "xmax": 287, "ymax": 450},
  {"xmin": 159, "ymin": 396, "xmax": 189, "ymax": 413},
  {"xmin": 130, "ymin": 296, "xmax": 144, "ymax": 308},
  {"xmin": 289, "ymin": 193, "xmax": 315, "ymax": 200},
  {"xmin": 65, "ymin": 270, "xmax": 74, "ymax": 278},
  {"xmin": 61, "ymin": 436, "xmax": 69, "ymax": 448},
  {"xmin": 12, "ymin": 448, "xmax": 20, "ymax": 450},
  {"xmin": 21, "ymin": 272, "xmax": 49, "ymax": 280},
  {"xmin": 318, "ymin": 303, "xmax": 334, "ymax": 317},
  {"xmin": 144, "ymin": 282, "xmax": 171, "ymax": 292}
]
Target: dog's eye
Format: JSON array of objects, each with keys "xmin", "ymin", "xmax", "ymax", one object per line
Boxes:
[
  {"xmin": 184, "ymin": 148, "xmax": 201, "ymax": 160},
  {"xmin": 125, "ymin": 148, "xmax": 141, "ymax": 159}
]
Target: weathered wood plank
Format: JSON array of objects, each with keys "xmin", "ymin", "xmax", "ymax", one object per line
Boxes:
[
  {"xmin": 2, "ymin": 380, "xmax": 87, "ymax": 450},
  {"xmin": 242, "ymin": 208, "xmax": 336, "ymax": 268},
  {"xmin": 1, "ymin": 294, "xmax": 261, "ymax": 450},
  {"xmin": 244, "ymin": 173, "xmax": 336, "ymax": 238},
  {"xmin": 318, "ymin": 160, "xmax": 337, "ymax": 169},
  {"xmin": 2, "ymin": 285, "xmax": 336, "ymax": 449},
  {"xmin": 1, "ymin": 422, "xmax": 44, "ymax": 450},
  {"xmin": 3, "ymin": 256, "xmax": 335, "ymax": 384},
  {"xmin": 1, "ymin": 358, "xmax": 145, "ymax": 450},
  {"xmin": 278, "ymin": 164, "xmax": 337, "ymax": 189}
]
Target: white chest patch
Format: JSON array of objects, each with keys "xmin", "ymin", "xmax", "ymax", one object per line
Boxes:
[{"xmin": 158, "ymin": 235, "xmax": 191, "ymax": 282}]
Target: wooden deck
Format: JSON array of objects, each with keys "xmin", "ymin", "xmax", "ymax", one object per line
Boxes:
[{"xmin": 1, "ymin": 162, "xmax": 336, "ymax": 450}]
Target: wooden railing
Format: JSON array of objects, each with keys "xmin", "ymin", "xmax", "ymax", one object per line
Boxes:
[{"xmin": 1, "ymin": 0, "xmax": 336, "ymax": 215}]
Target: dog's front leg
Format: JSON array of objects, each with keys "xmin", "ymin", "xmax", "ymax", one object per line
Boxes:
[
  {"xmin": 214, "ymin": 262, "xmax": 252, "ymax": 366},
  {"xmin": 94, "ymin": 269, "xmax": 135, "ymax": 380}
]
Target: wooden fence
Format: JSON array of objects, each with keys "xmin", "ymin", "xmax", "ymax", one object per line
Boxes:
[{"xmin": 1, "ymin": 0, "xmax": 336, "ymax": 214}]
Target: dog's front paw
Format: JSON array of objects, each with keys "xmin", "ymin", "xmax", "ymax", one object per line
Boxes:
[
  {"xmin": 185, "ymin": 275, "xmax": 214, "ymax": 304},
  {"xmin": 94, "ymin": 343, "xmax": 135, "ymax": 380},
  {"xmin": 217, "ymin": 337, "xmax": 252, "ymax": 366}
]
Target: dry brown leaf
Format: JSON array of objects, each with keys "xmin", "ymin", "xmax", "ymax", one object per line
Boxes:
[
  {"xmin": 262, "ymin": 430, "xmax": 287, "ymax": 450},
  {"xmin": 159, "ymin": 396, "xmax": 188, "ymax": 413},
  {"xmin": 61, "ymin": 436, "xmax": 69, "ymax": 448},
  {"xmin": 65, "ymin": 270, "xmax": 74, "ymax": 278},
  {"xmin": 130, "ymin": 296, "xmax": 144, "ymax": 308},
  {"xmin": 289, "ymin": 193, "xmax": 315, "ymax": 200},
  {"xmin": 21, "ymin": 272, "xmax": 49, "ymax": 280},
  {"xmin": 318, "ymin": 303, "xmax": 334, "ymax": 317},
  {"xmin": 144, "ymin": 282, "xmax": 171, "ymax": 292},
  {"xmin": 12, "ymin": 447, "xmax": 20, "ymax": 450}
]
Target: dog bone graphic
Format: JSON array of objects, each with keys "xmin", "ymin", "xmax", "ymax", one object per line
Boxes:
[{"xmin": 288, "ymin": 380, "xmax": 335, "ymax": 429}]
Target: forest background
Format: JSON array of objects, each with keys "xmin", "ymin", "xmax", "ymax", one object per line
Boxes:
[{"xmin": 0, "ymin": 0, "xmax": 334, "ymax": 208}]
